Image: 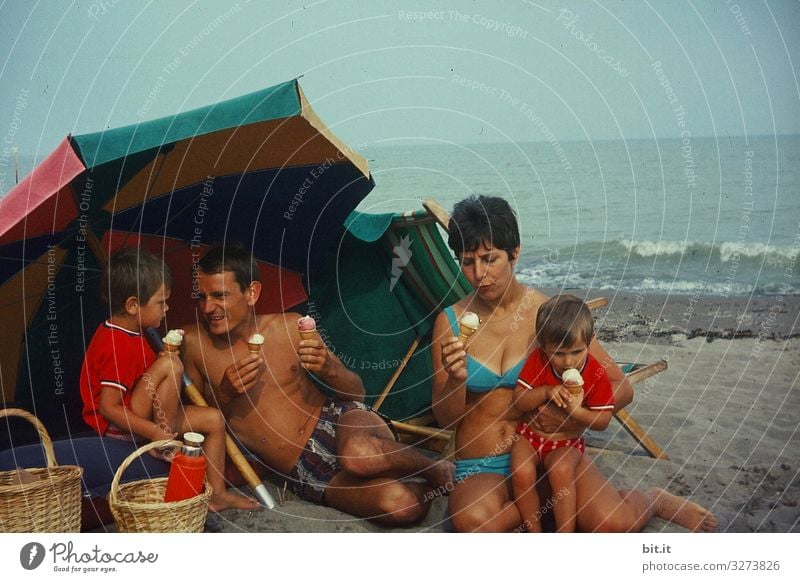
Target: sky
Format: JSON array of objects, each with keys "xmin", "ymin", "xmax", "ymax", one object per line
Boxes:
[{"xmin": 0, "ymin": 0, "xmax": 798, "ymax": 161}]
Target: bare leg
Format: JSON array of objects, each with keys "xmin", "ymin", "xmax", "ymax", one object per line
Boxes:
[
  {"xmin": 324, "ymin": 409, "xmax": 454, "ymax": 525},
  {"xmin": 449, "ymin": 473, "xmax": 521, "ymax": 532},
  {"xmin": 644, "ymin": 487, "xmax": 717, "ymax": 532},
  {"xmin": 324, "ymin": 472, "xmax": 431, "ymax": 526},
  {"xmin": 573, "ymin": 455, "xmax": 716, "ymax": 532},
  {"xmin": 336, "ymin": 409, "xmax": 454, "ymax": 492},
  {"xmin": 542, "ymin": 446, "xmax": 582, "ymax": 533},
  {"xmin": 510, "ymin": 438, "xmax": 542, "ymax": 532},
  {"xmin": 181, "ymin": 406, "xmax": 260, "ymax": 512},
  {"xmin": 129, "ymin": 354, "xmax": 184, "ymax": 433}
]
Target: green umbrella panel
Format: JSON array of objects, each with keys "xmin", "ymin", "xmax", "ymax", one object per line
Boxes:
[{"xmin": 306, "ymin": 209, "xmax": 471, "ymax": 420}]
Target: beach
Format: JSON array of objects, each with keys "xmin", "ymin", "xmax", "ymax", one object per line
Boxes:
[{"xmin": 206, "ymin": 291, "xmax": 800, "ymax": 533}]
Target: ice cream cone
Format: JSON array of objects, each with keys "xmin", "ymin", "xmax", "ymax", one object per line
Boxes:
[
  {"xmin": 567, "ymin": 384, "xmax": 583, "ymax": 397},
  {"xmin": 163, "ymin": 342, "xmax": 180, "ymax": 354},
  {"xmin": 297, "ymin": 315, "xmax": 317, "ymax": 341},
  {"xmin": 247, "ymin": 333, "xmax": 265, "ymax": 355},
  {"xmin": 457, "ymin": 323, "xmax": 478, "ymax": 346},
  {"xmin": 457, "ymin": 311, "xmax": 480, "ymax": 348},
  {"xmin": 562, "ymin": 368, "xmax": 584, "ymax": 398},
  {"xmin": 162, "ymin": 329, "xmax": 184, "ymax": 354}
]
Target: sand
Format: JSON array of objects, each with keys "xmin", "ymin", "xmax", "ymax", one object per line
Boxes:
[{"xmin": 204, "ymin": 293, "xmax": 799, "ymax": 533}]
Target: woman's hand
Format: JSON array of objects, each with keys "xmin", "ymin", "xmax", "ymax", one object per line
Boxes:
[
  {"xmin": 431, "ymin": 313, "xmax": 470, "ymax": 429},
  {"xmin": 440, "ymin": 336, "xmax": 468, "ymax": 383},
  {"xmin": 529, "ymin": 401, "xmax": 582, "ymax": 433}
]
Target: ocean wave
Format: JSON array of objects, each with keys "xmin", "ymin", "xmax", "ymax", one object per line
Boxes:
[
  {"xmin": 516, "ymin": 266, "xmax": 799, "ymax": 296},
  {"xmin": 517, "ymin": 269, "xmax": 800, "ymax": 296},
  {"xmin": 616, "ymin": 239, "xmax": 799, "ymax": 264}
]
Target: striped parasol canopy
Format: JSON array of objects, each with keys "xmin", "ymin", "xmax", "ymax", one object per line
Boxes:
[{"xmin": 0, "ymin": 79, "xmax": 374, "ymax": 441}]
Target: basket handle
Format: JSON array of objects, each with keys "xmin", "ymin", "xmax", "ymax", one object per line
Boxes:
[
  {"xmin": 0, "ymin": 408, "xmax": 57, "ymax": 468},
  {"xmin": 108, "ymin": 439, "xmax": 179, "ymax": 504}
]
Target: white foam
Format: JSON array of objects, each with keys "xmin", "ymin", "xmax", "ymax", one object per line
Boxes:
[
  {"xmin": 620, "ymin": 239, "xmax": 693, "ymax": 257},
  {"xmin": 617, "ymin": 239, "xmax": 799, "ymax": 264}
]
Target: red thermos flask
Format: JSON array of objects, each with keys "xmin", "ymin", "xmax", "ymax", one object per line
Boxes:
[{"xmin": 164, "ymin": 432, "xmax": 206, "ymax": 502}]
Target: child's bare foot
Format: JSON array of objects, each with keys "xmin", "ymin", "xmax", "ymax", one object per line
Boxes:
[
  {"xmin": 147, "ymin": 440, "xmax": 178, "ymax": 461},
  {"xmin": 208, "ymin": 490, "xmax": 261, "ymax": 512},
  {"xmin": 648, "ymin": 487, "xmax": 717, "ymax": 532}
]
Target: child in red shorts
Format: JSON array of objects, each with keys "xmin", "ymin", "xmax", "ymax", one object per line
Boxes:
[
  {"xmin": 80, "ymin": 248, "xmax": 258, "ymax": 512},
  {"xmin": 511, "ymin": 294, "xmax": 614, "ymax": 532}
]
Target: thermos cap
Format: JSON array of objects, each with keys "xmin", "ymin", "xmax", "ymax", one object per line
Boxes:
[{"xmin": 183, "ymin": 432, "xmax": 205, "ymax": 447}]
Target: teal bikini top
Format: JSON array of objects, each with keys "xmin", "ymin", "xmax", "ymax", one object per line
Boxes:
[{"xmin": 443, "ymin": 306, "xmax": 526, "ymax": 393}]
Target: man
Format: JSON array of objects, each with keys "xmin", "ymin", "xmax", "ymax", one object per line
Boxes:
[{"xmin": 182, "ymin": 245, "xmax": 453, "ymax": 525}]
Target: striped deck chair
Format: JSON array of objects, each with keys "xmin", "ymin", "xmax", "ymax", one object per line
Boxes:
[{"xmin": 305, "ymin": 207, "xmax": 464, "ymax": 423}]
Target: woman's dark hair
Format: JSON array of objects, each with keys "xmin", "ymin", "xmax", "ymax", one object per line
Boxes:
[
  {"xmin": 198, "ymin": 244, "xmax": 260, "ymax": 291},
  {"xmin": 536, "ymin": 294, "xmax": 594, "ymax": 349},
  {"xmin": 447, "ymin": 195, "xmax": 520, "ymax": 260}
]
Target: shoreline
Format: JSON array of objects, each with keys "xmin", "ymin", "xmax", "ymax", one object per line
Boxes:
[{"xmin": 541, "ymin": 288, "xmax": 800, "ymax": 343}]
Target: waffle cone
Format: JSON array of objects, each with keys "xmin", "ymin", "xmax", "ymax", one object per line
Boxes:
[
  {"xmin": 299, "ymin": 331, "xmax": 316, "ymax": 341},
  {"xmin": 566, "ymin": 383, "xmax": 584, "ymax": 396},
  {"xmin": 163, "ymin": 343, "xmax": 180, "ymax": 354},
  {"xmin": 458, "ymin": 323, "xmax": 478, "ymax": 345},
  {"xmin": 247, "ymin": 343, "xmax": 261, "ymax": 354}
]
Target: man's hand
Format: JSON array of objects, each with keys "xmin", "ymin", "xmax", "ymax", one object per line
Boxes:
[
  {"xmin": 219, "ymin": 354, "xmax": 263, "ymax": 396},
  {"xmin": 298, "ymin": 338, "xmax": 330, "ymax": 375}
]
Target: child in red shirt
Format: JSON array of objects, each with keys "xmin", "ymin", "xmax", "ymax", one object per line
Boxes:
[
  {"xmin": 512, "ymin": 295, "xmax": 614, "ymax": 532},
  {"xmin": 80, "ymin": 248, "xmax": 258, "ymax": 512}
]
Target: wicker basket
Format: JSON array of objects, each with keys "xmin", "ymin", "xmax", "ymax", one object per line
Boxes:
[
  {"xmin": 0, "ymin": 408, "xmax": 83, "ymax": 532},
  {"xmin": 108, "ymin": 439, "xmax": 212, "ymax": 533}
]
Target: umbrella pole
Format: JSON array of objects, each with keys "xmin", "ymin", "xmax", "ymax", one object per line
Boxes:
[{"xmin": 145, "ymin": 328, "xmax": 276, "ymax": 509}]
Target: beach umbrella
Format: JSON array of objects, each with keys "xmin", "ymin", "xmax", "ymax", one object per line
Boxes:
[{"xmin": 0, "ymin": 79, "xmax": 374, "ymax": 443}]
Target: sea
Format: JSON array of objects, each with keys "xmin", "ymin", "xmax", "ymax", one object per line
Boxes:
[
  {"xmin": 361, "ymin": 135, "xmax": 800, "ymax": 297},
  {"xmin": 4, "ymin": 135, "xmax": 798, "ymax": 296}
]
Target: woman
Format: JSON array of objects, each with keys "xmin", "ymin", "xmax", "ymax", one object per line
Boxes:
[{"xmin": 432, "ymin": 195, "xmax": 716, "ymax": 533}]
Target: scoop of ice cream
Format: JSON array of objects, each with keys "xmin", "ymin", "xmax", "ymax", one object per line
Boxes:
[
  {"xmin": 248, "ymin": 333, "xmax": 265, "ymax": 345},
  {"xmin": 163, "ymin": 329, "xmax": 184, "ymax": 346},
  {"xmin": 561, "ymin": 368, "xmax": 584, "ymax": 386},
  {"xmin": 460, "ymin": 311, "xmax": 480, "ymax": 329},
  {"xmin": 297, "ymin": 315, "xmax": 317, "ymax": 332}
]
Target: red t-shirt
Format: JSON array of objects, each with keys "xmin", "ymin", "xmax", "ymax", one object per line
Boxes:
[
  {"xmin": 516, "ymin": 348, "xmax": 615, "ymax": 411},
  {"xmin": 79, "ymin": 321, "xmax": 157, "ymax": 435}
]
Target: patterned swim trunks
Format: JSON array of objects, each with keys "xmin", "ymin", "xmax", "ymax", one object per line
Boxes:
[{"xmin": 287, "ymin": 397, "xmax": 395, "ymax": 504}]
